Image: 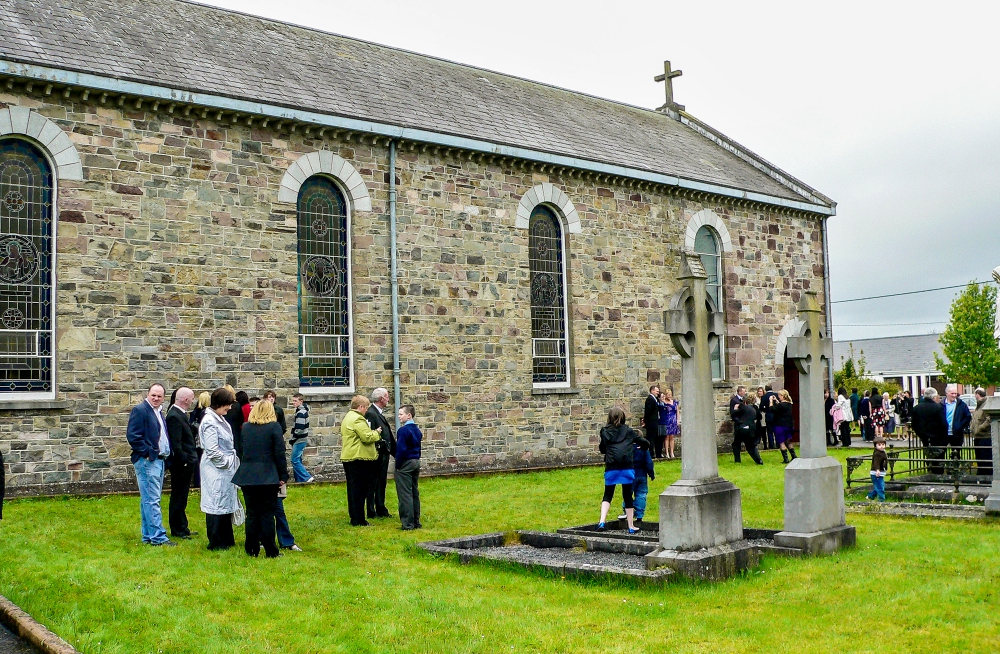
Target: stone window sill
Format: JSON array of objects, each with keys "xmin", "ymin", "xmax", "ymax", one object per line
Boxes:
[
  {"xmin": 0, "ymin": 400, "xmax": 71, "ymax": 411},
  {"xmin": 531, "ymin": 387, "xmax": 581, "ymax": 396},
  {"xmin": 297, "ymin": 392, "xmax": 354, "ymax": 402},
  {"xmin": 712, "ymin": 381, "xmax": 733, "ymax": 389}
]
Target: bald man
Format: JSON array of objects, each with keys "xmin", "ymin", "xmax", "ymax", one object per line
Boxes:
[{"xmin": 166, "ymin": 387, "xmax": 199, "ymax": 539}]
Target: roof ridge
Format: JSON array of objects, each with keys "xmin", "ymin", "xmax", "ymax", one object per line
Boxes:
[{"xmin": 170, "ymin": 0, "xmax": 675, "ymax": 119}]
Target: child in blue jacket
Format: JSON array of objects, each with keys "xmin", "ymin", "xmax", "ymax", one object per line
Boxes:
[{"xmin": 620, "ymin": 441, "xmax": 655, "ymax": 524}]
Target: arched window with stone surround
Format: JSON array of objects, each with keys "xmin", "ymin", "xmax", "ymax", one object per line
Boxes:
[
  {"xmin": 529, "ymin": 205, "xmax": 570, "ymax": 386},
  {"xmin": 693, "ymin": 225, "xmax": 724, "ymax": 380},
  {"xmin": 0, "ymin": 138, "xmax": 54, "ymax": 396},
  {"xmin": 297, "ymin": 175, "xmax": 352, "ymax": 389}
]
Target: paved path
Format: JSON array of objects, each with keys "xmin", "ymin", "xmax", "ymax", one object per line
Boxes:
[{"xmin": 0, "ymin": 624, "xmax": 33, "ymax": 654}]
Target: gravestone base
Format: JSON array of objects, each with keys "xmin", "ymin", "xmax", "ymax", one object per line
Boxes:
[
  {"xmin": 773, "ymin": 524, "xmax": 856, "ymax": 555},
  {"xmin": 658, "ymin": 477, "xmax": 743, "ymax": 551},
  {"xmin": 984, "ymin": 491, "xmax": 1000, "ymax": 514},
  {"xmin": 780, "ymin": 456, "xmax": 853, "ymax": 554},
  {"xmin": 645, "ymin": 539, "xmax": 764, "ymax": 581}
]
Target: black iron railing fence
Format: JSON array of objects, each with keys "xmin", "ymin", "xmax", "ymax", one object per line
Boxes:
[{"xmin": 846, "ymin": 432, "xmax": 993, "ymax": 494}]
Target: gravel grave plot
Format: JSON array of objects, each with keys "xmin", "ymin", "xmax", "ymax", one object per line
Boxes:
[{"xmin": 476, "ymin": 545, "xmax": 648, "ymax": 570}]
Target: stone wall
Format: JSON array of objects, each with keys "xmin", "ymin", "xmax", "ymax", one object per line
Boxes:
[{"xmin": 0, "ymin": 89, "xmax": 828, "ymax": 495}]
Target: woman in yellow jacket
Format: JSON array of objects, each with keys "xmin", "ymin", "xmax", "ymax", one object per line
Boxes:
[{"xmin": 341, "ymin": 395, "xmax": 382, "ymax": 526}]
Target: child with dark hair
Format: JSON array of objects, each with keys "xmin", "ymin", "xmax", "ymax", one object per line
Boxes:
[
  {"xmin": 619, "ymin": 439, "xmax": 655, "ymax": 525},
  {"xmin": 597, "ymin": 406, "xmax": 647, "ymax": 533},
  {"xmin": 867, "ymin": 437, "xmax": 888, "ymax": 502}
]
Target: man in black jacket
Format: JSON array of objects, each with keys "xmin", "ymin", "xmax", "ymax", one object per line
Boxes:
[
  {"xmin": 641, "ymin": 385, "xmax": 661, "ymax": 458},
  {"xmin": 910, "ymin": 387, "xmax": 948, "ymax": 473},
  {"xmin": 166, "ymin": 387, "xmax": 199, "ymax": 539},
  {"xmin": 729, "ymin": 386, "xmax": 746, "ymax": 421},
  {"xmin": 365, "ymin": 387, "xmax": 396, "ymax": 519},
  {"xmin": 760, "ymin": 385, "xmax": 778, "ymax": 449}
]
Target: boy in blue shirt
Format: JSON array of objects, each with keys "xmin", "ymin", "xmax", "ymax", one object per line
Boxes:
[
  {"xmin": 620, "ymin": 440, "xmax": 655, "ymax": 525},
  {"xmin": 394, "ymin": 404, "xmax": 423, "ymax": 530}
]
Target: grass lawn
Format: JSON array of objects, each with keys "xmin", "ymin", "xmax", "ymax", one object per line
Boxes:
[{"xmin": 2, "ymin": 448, "xmax": 999, "ymax": 654}]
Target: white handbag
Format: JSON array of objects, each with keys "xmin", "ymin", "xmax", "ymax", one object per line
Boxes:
[{"xmin": 232, "ymin": 495, "xmax": 246, "ymax": 527}]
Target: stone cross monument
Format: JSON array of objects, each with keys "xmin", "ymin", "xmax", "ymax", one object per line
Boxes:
[
  {"xmin": 774, "ymin": 292, "xmax": 856, "ymax": 554},
  {"xmin": 654, "ymin": 251, "xmax": 743, "ymax": 551}
]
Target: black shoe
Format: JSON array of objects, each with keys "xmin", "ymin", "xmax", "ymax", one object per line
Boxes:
[
  {"xmin": 173, "ymin": 533, "xmax": 193, "ymax": 540},
  {"xmin": 152, "ymin": 540, "xmax": 178, "ymax": 547},
  {"xmin": 401, "ymin": 526, "xmax": 416, "ymax": 531},
  {"xmin": 415, "ymin": 523, "xmax": 423, "ymax": 529},
  {"xmin": 377, "ymin": 512, "xmax": 392, "ymax": 518}
]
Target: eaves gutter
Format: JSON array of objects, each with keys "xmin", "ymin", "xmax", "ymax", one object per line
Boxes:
[{"xmin": 0, "ymin": 59, "xmax": 836, "ymax": 216}]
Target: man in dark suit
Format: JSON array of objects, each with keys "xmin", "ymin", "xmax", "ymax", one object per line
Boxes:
[
  {"xmin": 126, "ymin": 383, "xmax": 175, "ymax": 546},
  {"xmin": 166, "ymin": 386, "xmax": 198, "ymax": 539},
  {"xmin": 365, "ymin": 387, "xmax": 396, "ymax": 518},
  {"xmin": 910, "ymin": 387, "xmax": 948, "ymax": 473},
  {"xmin": 761, "ymin": 385, "xmax": 778, "ymax": 449},
  {"xmin": 729, "ymin": 386, "xmax": 746, "ymax": 421},
  {"xmin": 642, "ymin": 385, "xmax": 661, "ymax": 458}
]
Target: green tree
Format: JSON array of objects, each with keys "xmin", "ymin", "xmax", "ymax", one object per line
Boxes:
[
  {"xmin": 934, "ymin": 282, "xmax": 1000, "ymax": 387},
  {"xmin": 834, "ymin": 345, "xmax": 900, "ymax": 397}
]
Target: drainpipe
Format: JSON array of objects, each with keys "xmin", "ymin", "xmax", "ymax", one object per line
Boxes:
[
  {"xmin": 389, "ymin": 140, "xmax": 401, "ymax": 428},
  {"xmin": 821, "ymin": 215, "xmax": 834, "ymax": 391}
]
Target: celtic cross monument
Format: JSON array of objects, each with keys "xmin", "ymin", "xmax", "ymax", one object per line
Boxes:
[
  {"xmin": 652, "ymin": 251, "xmax": 743, "ymax": 552},
  {"xmin": 774, "ymin": 292, "xmax": 856, "ymax": 553}
]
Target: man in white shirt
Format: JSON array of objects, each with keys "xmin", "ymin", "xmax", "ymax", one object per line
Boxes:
[{"xmin": 125, "ymin": 383, "xmax": 175, "ymax": 546}]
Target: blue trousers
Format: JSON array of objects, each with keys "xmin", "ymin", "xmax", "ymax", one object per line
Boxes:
[
  {"xmin": 868, "ymin": 475, "xmax": 885, "ymax": 501},
  {"xmin": 623, "ymin": 476, "xmax": 649, "ymax": 520},
  {"xmin": 276, "ymin": 497, "xmax": 295, "ymax": 547},
  {"xmin": 291, "ymin": 440, "xmax": 311, "ymax": 482},
  {"xmin": 133, "ymin": 457, "xmax": 169, "ymax": 544}
]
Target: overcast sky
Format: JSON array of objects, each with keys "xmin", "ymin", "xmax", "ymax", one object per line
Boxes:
[{"xmin": 203, "ymin": 0, "xmax": 1000, "ymax": 342}]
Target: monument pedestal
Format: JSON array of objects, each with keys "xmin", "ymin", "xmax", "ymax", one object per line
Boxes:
[
  {"xmin": 774, "ymin": 456, "xmax": 855, "ymax": 555},
  {"xmin": 655, "ymin": 477, "xmax": 743, "ymax": 550}
]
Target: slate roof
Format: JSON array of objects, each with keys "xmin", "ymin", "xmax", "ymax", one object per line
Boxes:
[
  {"xmin": 0, "ymin": 0, "xmax": 830, "ymax": 207},
  {"xmin": 833, "ymin": 334, "xmax": 947, "ymax": 375}
]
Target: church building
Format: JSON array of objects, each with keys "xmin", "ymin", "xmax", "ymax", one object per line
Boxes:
[{"xmin": 0, "ymin": 0, "xmax": 836, "ymax": 495}]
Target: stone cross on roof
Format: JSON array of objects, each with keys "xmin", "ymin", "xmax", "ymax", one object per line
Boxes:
[{"xmin": 654, "ymin": 60, "xmax": 685, "ymax": 113}]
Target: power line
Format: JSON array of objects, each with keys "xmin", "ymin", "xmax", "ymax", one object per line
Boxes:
[
  {"xmin": 831, "ymin": 279, "xmax": 995, "ymax": 304},
  {"xmin": 834, "ymin": 320, "xmax": 946, "ymax": 327}
]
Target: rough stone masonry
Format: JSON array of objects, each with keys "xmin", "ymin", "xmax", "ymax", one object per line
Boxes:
[{"xmin": 0, "ymin": 0, "xmax": 834, "ymax": 496}]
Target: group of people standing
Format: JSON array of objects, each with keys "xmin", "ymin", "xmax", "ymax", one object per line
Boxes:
[
  {"xmin": 730, "ymin": 385, "xmax": 798, "ymax": 464},
  {"xmin": 641, "ymin": 385, "xmax": 679, "ymax": 459},
  {"xmin": 338, "ymin": 389, "xmax": 424, "ymax": 530},
  {"xmin": 125, "ymin": 381, "xmax": 425, "ymax": 556},
  {"xmin": 126, "ymin": 384, "xmax": 306, "ymax": 555}
]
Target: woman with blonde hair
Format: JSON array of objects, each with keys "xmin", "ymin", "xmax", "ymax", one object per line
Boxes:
[
  {"xmin": 340, "ymin": 395, "xmax": 382, "ymax": 526},
  {"xmin": 232, "ymin": 399, "xmax": 287, "ymax": 557},
  {"xmin": 771, "ymin": 389, "xmax": 797, "ymax": 463}
]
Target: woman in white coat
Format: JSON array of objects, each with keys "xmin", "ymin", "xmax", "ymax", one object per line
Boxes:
[
  {"xmin": 835, "ymin": 386, "xmax": 854, "ymax": 448},
  {"xmin": 199, "ymin": 387, "xmax": 240, "ymax": 550}
]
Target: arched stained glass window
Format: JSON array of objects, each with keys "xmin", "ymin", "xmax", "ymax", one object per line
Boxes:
[
  {"xmin": 693, "ymin": 225, "xmax": 723, "ymax": 380},
  {"xmin": 529, "ymin": 205, "xmax": 569, "ymax": 385},
  {"xmin": 298, "ymin": 176, "xmax": 352, "ymax": 388},
  {"xmin": 0, "ymin": 139, "xmax": 54, "ymax": 395}
]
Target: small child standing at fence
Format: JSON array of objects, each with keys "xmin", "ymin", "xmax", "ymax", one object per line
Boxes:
[{"xmin": 867, "ymin": 437, "xmax": 888, "ymax": 502}]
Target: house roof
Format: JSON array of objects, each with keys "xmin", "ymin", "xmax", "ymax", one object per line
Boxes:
[
  {"xmin": 833, "ymin": 334, "xmax": 947, "ymax": 376},
  {"xmin": 0, "ymin": 0, "xmax": 834, "ymax": 211}
]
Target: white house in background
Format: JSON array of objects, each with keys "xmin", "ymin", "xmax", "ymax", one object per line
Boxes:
[{"xmin": 833, "ymin": 334, "xmax": 947, "ymax": 396}]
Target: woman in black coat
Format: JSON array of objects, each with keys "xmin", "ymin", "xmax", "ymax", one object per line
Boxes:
[
  {"xmin": 597, "ymin": 406, "xmax": 647, "ymax": 534},
  {"xmin": 232, "ymin": 400, "xmax": 288, "ymax": 558}
]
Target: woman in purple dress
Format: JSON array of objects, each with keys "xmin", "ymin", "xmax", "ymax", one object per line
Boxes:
[{"xmin": 658, "ymin": 388, "xmax": 680, "ymax": 460}]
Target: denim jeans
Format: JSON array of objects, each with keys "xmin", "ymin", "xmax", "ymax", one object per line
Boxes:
[
  {"xmin": 133, "ymin": 457, "xmax": 169, "ymax": 544},
  {"xmin": 291, "ymin": 440, "xmax": 311, "ymax": 482},
  {"xmin": 276, "ymin": 497, "xmax": 295, "ymax": 547},
  {"xmin": 867, "ymin": 474, "xmax": 885, "ymax": 501},
  {"xmin": 624, "ymin": 476, "xmax": 649, "ymax": 520}
]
